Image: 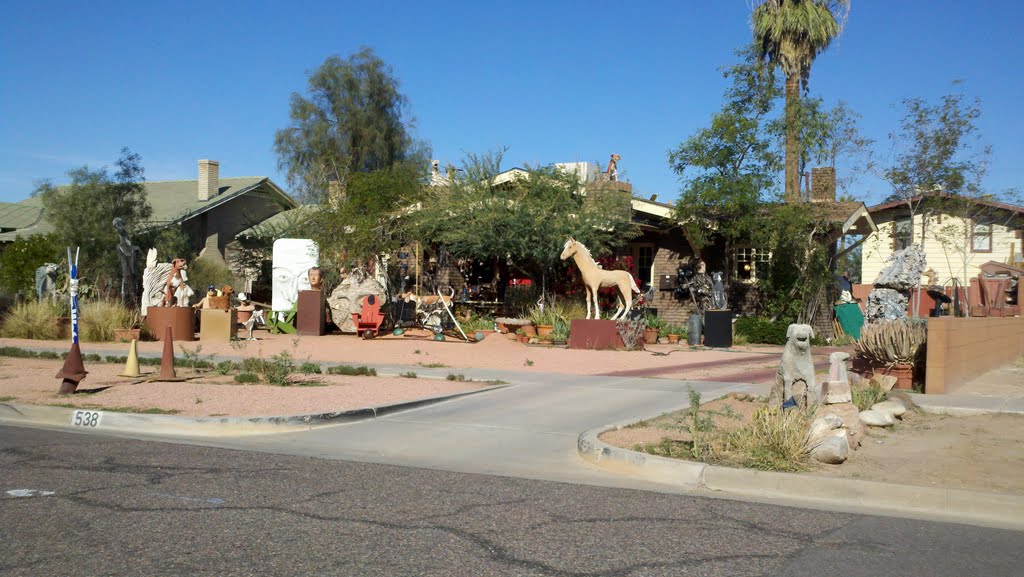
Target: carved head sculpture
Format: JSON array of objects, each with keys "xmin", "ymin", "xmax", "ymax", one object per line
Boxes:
[
  {"xmin": 171, "ymin": 258, "xmax": 187, "ymax": 273},
  {"xmin": 786, "ymin": 324, "xmax": 815, "ymax": 354},
  {"xmin": 560, "ymin": 238, "xmax": 578, "ymax": 261},
  {"xmin": 308, "ymin": 266, "xmax": 323, "ymax": 291}
]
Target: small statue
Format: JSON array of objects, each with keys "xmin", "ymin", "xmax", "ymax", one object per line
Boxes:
[
  {"xmin": 308, "ymin": 266, "xmax": 323, "ymax": 291},
  {"xmin": 35, "ymin": 263, "xmax": 59, "ymax": 301},
  {"xmin": 690, "ymin": 260, "xmax": 712, "ymax": 316},
  {"xmin": 162, "ymin": 258, "xmax": 188, "ymax": 307},
  {"xmin": 193, "ymin": 286, "xmax": 219, "ymax": 309},
  {"xmin": 711, "ymin": 271, "xmax": 727, "ymax": 310},
  {"xmin": 605, "ymin": 154, "xmax": 621, "ymax": 181},
  {"xmin": 113, "ymin": 217, "xmax": 140, "ymax": 306}
]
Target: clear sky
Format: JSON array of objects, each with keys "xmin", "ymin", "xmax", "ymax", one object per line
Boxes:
[{"xmin": 1, "ymin": 1, "xmax": 1021, "ymax": 206}]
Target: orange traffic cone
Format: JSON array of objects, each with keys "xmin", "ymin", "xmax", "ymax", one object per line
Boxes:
[
  {"xmin": 158, "ymin": 326, "xmax": 185, "ymax": 381},
  {"xmin": 56, "ymin": 342, "xmax": 88, "ymax": 395}
]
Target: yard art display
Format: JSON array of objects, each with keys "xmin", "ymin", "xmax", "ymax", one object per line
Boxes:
[
  {"xmin": 560, "ymin": 238, "xmax": 640, "ymax": 320},
  {"xmin": 140, "ymin": 249, "xmax": 195, "ymax": 315},
  {"xmin": 56, "ymin": 247, "xmax": 88, "ymax": 394},
  {"xmin": 272, "ymin": 238, "xmax": 319, "ymax": 313}
]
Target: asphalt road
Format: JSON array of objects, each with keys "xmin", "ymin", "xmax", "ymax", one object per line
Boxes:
[{"xmin": 3, "ymin": 426, "xmax": 1022, "ymax": 577}]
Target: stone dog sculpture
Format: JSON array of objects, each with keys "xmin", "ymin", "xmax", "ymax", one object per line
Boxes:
[
  {"xmin": 35, "ymin": 263, "xmax": 59, "ymax": 301},
  {"xmin": 141, "ymin": 249, "xmax": 194, "ymax": 316},
  {"xmin": 770, "ymin": 323, "xmax": 818, "ymax": 407}
]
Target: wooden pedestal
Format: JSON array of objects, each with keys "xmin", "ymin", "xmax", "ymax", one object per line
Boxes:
[
  {"xmin": 145, "ymin": 306, "xmax": 195, "ymax": 341},
  {"xmin": 199, "ymin": 309, "xmax": 237, "ymax": 342},
  {"xmin": 297, "ymin": 290, "xmax": 327, "ymax": 336},
  {"xmin": 568, "ymin": 319, "xmax": 626, "ymax": 350}
]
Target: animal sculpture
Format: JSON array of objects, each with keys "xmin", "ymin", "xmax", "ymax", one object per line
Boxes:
[
  {"xmin": 770, "ymin": 324, "xmax": 818, "ymax": 407},
  {"xmin": 560, "ymin": 238, "xmax": 640, "ymax": 320}
]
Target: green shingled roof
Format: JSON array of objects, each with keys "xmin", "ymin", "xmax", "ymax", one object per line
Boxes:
[{"xmin": 0, "ymin": 177, "xmax": 297, "ymax": 242}]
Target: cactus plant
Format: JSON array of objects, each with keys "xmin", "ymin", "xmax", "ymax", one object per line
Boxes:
[{"xmin": 854, "ymin": 319, "xmax": 927, "ymax": 365}]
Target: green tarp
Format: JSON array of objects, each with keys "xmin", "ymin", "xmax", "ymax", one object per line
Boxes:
[{"xmin": 834, "ymin": 303, "xmax": 864, "ymax": 340}]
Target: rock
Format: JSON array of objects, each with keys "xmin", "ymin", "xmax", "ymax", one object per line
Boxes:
[
  {"xmin": 871, "ymin": 400, "xmax": 907, "ymax": 418},
  {"xmin": 859, "ymin": 409, "xmax": 896, "ymax": 427},
  {"xmin": 873, "ymin": 245, "xmax": 928, "ymax": 291},
  {"xmin": 848, "ymin": 371, "xmax": 864, "ymax": 388},
  {"xmin": 725, "ymin": 392, "xmax": 751, "ymax": 402},
  {"xmin": 811, "ymin": 435, "xmax": 849, "ymax": 464},
  {"xmin": 806, "ymin": 415, "xmax": 844, "ymax": 447},
  {"xmin": 886, "ymin": 391, "xmax": 916, "ymax": 411},
  {"xmin": 816, "ymin": 402, "xmax": 864, "ymax": 450},
  {"xmin": 822, "ymin": 380, "xmax": 852, "ymax": 404},
  {"xmin": 869, "ymin": 374, "xmax": 898, "ymax": 392},
  {"xmin": 327, "ymin": 270, "xmax": 386, "ymax": 334},
  {"xmin": 866, "ymin": 288, "xmax": 909, "ymax": 322}
]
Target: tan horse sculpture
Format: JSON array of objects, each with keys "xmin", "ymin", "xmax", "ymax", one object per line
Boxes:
[{"xmin": 560, "ymin": 238, "xmax": 640, "ymax": 320}]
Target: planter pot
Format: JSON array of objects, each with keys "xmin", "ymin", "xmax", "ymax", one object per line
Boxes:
[
  {"xmin": 505, "ymin": 332, "xmax": 519, "ymax": 341},
  {"xmin": 879, "ymin": 363, "xmax": 914, "ymax": 390},
  {"xmin": 519, "ymin": 335, "xmax": 530, "ymax": 344},
  {"xmin": 536, "ymin": 324, "xmax": 554, "ymax": 338},
  {"xmin": 667, "ymin": 333, "xmax": 680, "ymax": 344},
  {"xmin": 113, "ymin": 328, "xmax": 141, "ymax": 343},
  {"xmin": 643, "ymin": 328, "xmax": 658, "ymax": 345},
  {"xmin": 520, "ymin": 324, "xmax": 537, "ymax": 338}
]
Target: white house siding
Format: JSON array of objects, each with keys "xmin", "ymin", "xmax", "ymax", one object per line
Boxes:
[{"xmin": 861, "ymin": 210, "xmax": 1020, "ymax": 286}]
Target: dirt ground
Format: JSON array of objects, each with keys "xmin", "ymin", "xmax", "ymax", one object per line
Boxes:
[
  {"xmin": 600, "ymin": 395, "xmax": 1024, "ymax": 495},
  {"xmin": 0, "ymin": 357, "xmax": 490, "ymax": 417}
]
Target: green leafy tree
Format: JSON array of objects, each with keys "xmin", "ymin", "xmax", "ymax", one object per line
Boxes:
[
  {"xmin": 670, "ymin": 49, "xmax": 782, "ymax": 271},
  {"xmin": 35, "ymin": 148, "xmax": 152, "ymax": 294},
  {"xmin": 0, "ymin": 233, "xmax": 63, "ymax": 296},
  {"xmin": 412, "ymin": 150, "xmax": 639, "ymax": 286},
  {"xmin": 274, "ymin": 47, "xmax": 429, "ymax": 203},
  {"xmin": 752, "ymin": 0, "xmax": 849, "ymax": 202}
]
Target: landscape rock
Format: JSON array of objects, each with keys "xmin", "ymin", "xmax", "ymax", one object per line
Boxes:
[
  {"xmin": 822, "ymin": 380, "xmax": 852, "ymax": 404},
  {"xmin": 806, "ymin": 415, "xmax": 845, "ymax": 448},
  {"xmin": 869, "ymin": 374, "xmax": 898, "ymax": 392},
  {"xmin": 871, "ymin": 400, "xmax": 907, "ymax": 418},
  {"xmin": 866, "ymin": 288, "xmax": 909, "ymax": 322},
  {"xmin": 816, "ymin": 402, "xmax": 864, "ymax": 449},
  {"xmin": 886, "ymin": 391, "xmax": 916, "ymax": 412},
  {"xmin": 810, "ymin": 435, "xmax": 849, "ymax": 464},
  {"xmin": 873, "ymin": 245, "xmax": 928, "ymax": 291},
  {"xmin": 859, "ymin": 409, "xmax": 896, "ymax": 427}
]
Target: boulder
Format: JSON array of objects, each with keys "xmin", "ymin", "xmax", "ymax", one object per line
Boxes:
[
  {"xmin": 859, "ymin": 409, "xmax": 896, "ymax": 427},
  {"xmin": 816, "ymin": 402, "xmax": 864, "ymax": 450},
  {"xmin": 811, "ymin": 435, "xmax": 849, "ymax": 464},
  {"xmin": 327, "ymin": 270, "xmax": 386, "ymax": 334},
  {"xmin": 822, "ymin": 380, "xmax": 852, "ymax": 404},
  {"xmin": 873, "ymin": 245, "xmax": 928, "ymax": 291},
  {"xmin": 806, "ymin": 415, "xmax": 844, "ymax": 448},
  {"xmin": 866, "ymin": 288, "xmax": 909, "ymax": 322},
  {"xmin": 869, "ymin": 374, "xmax": 898, "ymax": 392},
  {"xmin": 886, "ymin": 391, "xmax": 916, "ymax": 411},
  {"xmin": 871, "ymin": 400, "xmax": 907, "ymax": 418}
]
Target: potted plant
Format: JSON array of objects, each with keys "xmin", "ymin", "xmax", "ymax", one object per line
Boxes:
[
  {"xmin": 529, "ymin": 305, "xmax": 557, "ymax": 338},
  {"xmin": 666, "ymin": 324, "xmax": 683, "ymax": 344},
  {"xmin": 644, "ymin": 313, "xmax": 663, "ymax": 345},
  {"xmin": 853, "ymin": 319, "xmax": 927, "ymax": 390},
  {"xmin": 516, "ymin": 328, "xmax": 530, "ymax": 344},
  {"xmin": 549, "ymin": 325, "xmax": 569, "ymax": 346}
]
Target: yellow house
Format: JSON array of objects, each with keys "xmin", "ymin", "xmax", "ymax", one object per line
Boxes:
[{"xmin": 861, "ymin": 194, "xmax": 1024, "ymax": 287}]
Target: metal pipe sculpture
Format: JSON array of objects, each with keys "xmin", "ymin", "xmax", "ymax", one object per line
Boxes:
[
  {"xmin": 56, "ymin": 247, "xmax": 87, "ymax": 394},
  {"xmin": 560, "ymin": 238, "xmax": 640, "ymax": 320}
]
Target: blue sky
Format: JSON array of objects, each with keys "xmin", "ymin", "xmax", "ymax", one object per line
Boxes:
[{"xmin": 1, "ymin": 1, "xmax": 1021, "ymax": 205}]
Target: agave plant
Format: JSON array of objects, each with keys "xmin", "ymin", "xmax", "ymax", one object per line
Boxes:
[{"xmin": 854, "ymin": 319, "xmax": 927, "ymax": 365}]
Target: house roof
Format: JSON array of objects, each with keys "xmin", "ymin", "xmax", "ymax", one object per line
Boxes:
[
  {"xmin": 809, "ymin": 201, "xmax": 876, "ymax": 237},
  {"xmin": 869, "ymin": 193, "xmax": 1024, "ymax": 215},
  {"xmin": 235, "ymin": 204, "xmax": 318, "ymax": 239},
  {"xmin": 0, "ymin": 177, "xmax": 297, "ymax": 242}
]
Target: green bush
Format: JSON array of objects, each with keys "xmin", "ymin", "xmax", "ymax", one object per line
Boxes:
[
  {"xmin": 326, "ymin": 365, "xmax": 377, "ymax": 376},
  {"xmin": 234, "ymin": 372, "xmax": 259, "ymax": 384},
  {"xmin": 0, "ymin": 301, "xmax": 65, "ymax": 339},
  {"xmin": 733, "ymin": 317, "xmax": 791, "ymax": 345},
  {"xmin": 0, "ymin": 233, "xmax": 63, "ymax": 295},
  {"xmin": 215, "ymin": 360, "xmax": 235, "ymax": 375},
  {"xmin": 298, "ymin": 361, "xmax": 322, "ymax": 374},
  {"xmin": 80, "ymin": 299, "xmax": 139, "ymax": 342},
  {"xmin": 185, "ymin": 257, "xmax": 241, "ymax": 297}
]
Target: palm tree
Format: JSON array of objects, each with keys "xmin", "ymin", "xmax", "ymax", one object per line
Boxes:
[{"xmin": 752, "ymin": 1, "xmax": 848, "ymax": 203}]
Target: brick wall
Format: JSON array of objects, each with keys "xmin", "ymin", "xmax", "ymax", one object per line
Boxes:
[
  {"xmin": 924, "ymin": 316, "xmax": 1024, "ymax": 394},
  {"xmin": 647, "ymin": 229, "xmax": 696, "ymax": 326}
]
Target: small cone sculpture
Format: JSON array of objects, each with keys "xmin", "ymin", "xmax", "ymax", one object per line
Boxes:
[
  {"xmin": 118, "ymin": 339, "xmax": 142, "ymax": 378},
  {"xmin": 56, "ymin": 342, "xmax": 88, "ymax": 395},
  {"xmin": 158, "ymin": 326, "xmax": 185, "ymax": 381}
]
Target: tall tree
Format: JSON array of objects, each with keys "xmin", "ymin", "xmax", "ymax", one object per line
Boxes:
[
  {"xmin": 36, "ymin": 148, "xmax": 151, "ymax": 294},
  {"xmin": 752, "ymin": 0, "xmax": 848, "ymax": 202},
  {"xmin": 274, "ymin": 47, "xmax": 429, "ymax": 203}
]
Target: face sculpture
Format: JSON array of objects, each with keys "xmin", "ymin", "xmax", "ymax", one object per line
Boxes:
[
  {"xmin": 271, "ymin": 239, "xmax": 319, "ymax": 311},
  {"xmin": 308, "ymin": 267, "xmax": 323, "ymax": 291}
]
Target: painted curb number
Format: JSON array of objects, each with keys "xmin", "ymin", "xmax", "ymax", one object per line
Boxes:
[{"xmin": 71, "ymin": 410, "xmax": 103, "ymax": 428}]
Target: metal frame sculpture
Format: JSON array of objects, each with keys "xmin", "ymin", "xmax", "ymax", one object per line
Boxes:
[
  {"xmin": 56, "ymin": 247, "xmax": 87, "ymax": 394},
  {"xmin": 560, "ymin": 238, "xmax": 640, "ymax": 320}
]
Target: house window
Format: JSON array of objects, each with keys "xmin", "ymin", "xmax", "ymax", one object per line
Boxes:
[
  {"xmin": 971, "ymin": 220, "xmax": 993, "ymax": 253},
  {"xmin": 734, "ymin": 247, "xmax": 770, "ymax": 282},
  {"xmin": 892, "ymin": 219, "xmax": 913, "ymax": 251},
  {"xmin": 630, "ymin": 244, "xmax": 655, "ymax": 287}
]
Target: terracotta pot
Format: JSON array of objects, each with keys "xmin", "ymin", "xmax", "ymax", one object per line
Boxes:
[
  {"xmin": 236, "ymin": 309, "xmax": 254, "ymax": 325},
  {"xmin": 643, "ymin": 328, "xmax": 658, "ymax": 344},
  {"xmin": 519, "ymin": 335, "xmax": 530, "ymax": 344},
  {"xmin": 536, "ymin": 324, "xmax": 554, "ymax": 338},
  {"xmin": 520, "ymin": 324, "xmax": 537, "ymax": 337},
  {"xmin": 667, "ymin": 333, "xmax": 680, "ymax": 344},
  {"xmin": 497, "ymin": 322, "xmax": 508, "ymax": 334},
  {"xmin": 880, "ymin": 363, "xmax": 914, "ymax": 390},
  {"xmin": 113, "ymin": 328, "xmax": 141, "ymax": 343}
]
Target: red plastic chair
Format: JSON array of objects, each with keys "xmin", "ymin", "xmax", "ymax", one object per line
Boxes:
[{"xmin": 351, "ymin": 294, "xmax": 385, "ymax": 338}]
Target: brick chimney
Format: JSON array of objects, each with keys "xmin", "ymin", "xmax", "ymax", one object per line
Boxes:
[
  {"xmin": 198, "ymin": 159, "xmax": 219, "ymax": 201},
  {"xmin": 810, "ymin": 167, "xmax": 836, "ymax": 203}
]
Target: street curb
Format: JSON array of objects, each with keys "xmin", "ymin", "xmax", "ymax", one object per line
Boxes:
[
  {"xmin": 0, "ymin": 384, "xmax": 509, "ymax": 438},
  {"xmin": 578, "ymin": 421, "xmax": 1024, "ymax": 531}
]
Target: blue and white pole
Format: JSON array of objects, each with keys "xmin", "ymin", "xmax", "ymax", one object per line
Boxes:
[
  {"xmin": 57, "ymin": 246, "xmax": 87, "ymax": 394},
  {"xmin": 68, "ymin": 247, "xmax": 80, "ymax": 345}
]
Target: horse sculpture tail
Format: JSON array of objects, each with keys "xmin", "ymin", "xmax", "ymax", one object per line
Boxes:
[{"xmin": 629, "ymin": 274, "xmax": 640, "ymax": 295}]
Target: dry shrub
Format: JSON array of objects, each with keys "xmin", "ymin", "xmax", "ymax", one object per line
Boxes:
[
  {"xmin": 712, "ymin": 405, "xmax": 814, "ymax": 472},
  {"xmin": 0, "ymin": 300, "xmax": 65, "ymax": 339},
  {"xmin": 80, "ymin": 299, "xmax": 139, "ymax": 342}
]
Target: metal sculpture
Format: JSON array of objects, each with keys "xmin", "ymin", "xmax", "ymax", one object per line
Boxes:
[{"xmin": 560, "ymin": 238, "xmax": 640, "ymax": 320}]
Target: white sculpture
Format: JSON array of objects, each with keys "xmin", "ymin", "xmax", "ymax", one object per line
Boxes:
[
  {"xmin": 770, "ymin": 324, "xmax": 818, "ymax": 407},
  {"xmin": 140, "ymin": 249, "xmax": 194, "ymax": 315},
  {"xmin": 271, "ymin": 239, "xmax": 319, "ymax": 312},
  {"xmin": 559, "ymin": 238, "xmax": 640, "ymax": 320}
]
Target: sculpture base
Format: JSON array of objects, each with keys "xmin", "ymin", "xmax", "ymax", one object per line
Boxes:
[
  {"xmin": 146, "ymin": 306, "xmax": 195, "ymax": 341},
  {"xmin": 568, "ymin": 319, "xmax": 643, "ymax": 350},
  {"xmin": 703, "ymin": 310, "xmax": 733, "ymax": 348},
  {"xmin": 199, "ymin": 309, "xmax": 237, "ymax": 342},
  {"xmin": 297, "ymin": 290, "xmax": 327, "ymax": 336}
]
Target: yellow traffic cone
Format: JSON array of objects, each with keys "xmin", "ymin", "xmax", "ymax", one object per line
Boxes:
[{"xmin": 118, "ymin": 339, "xmax": 141, "ymax": 378}]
